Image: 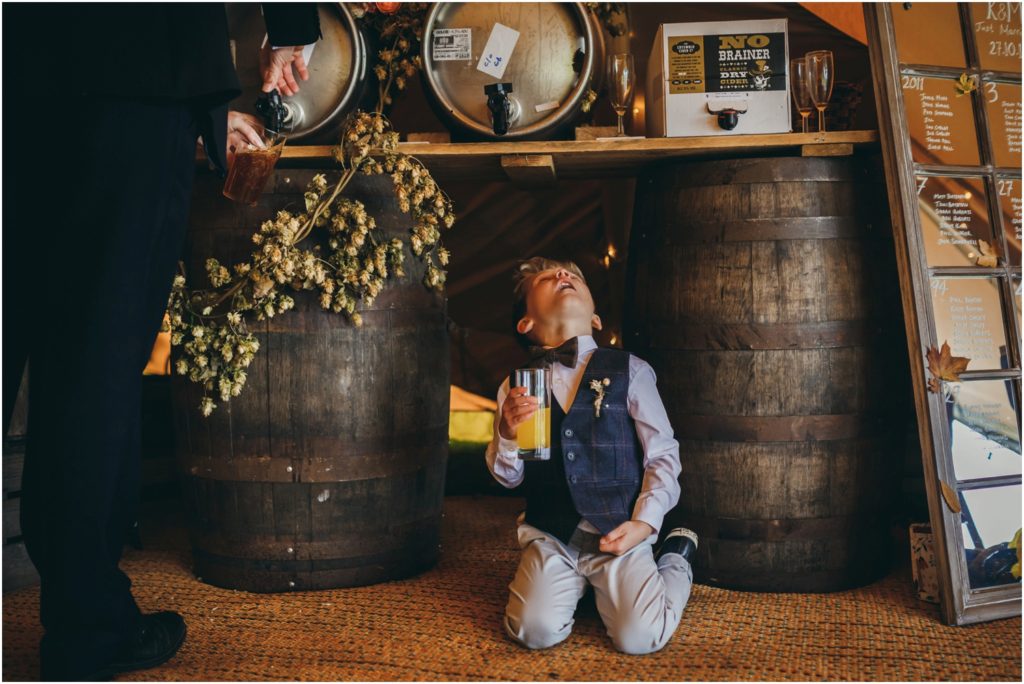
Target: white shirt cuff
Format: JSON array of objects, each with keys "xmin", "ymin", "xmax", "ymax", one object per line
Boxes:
[
  {"xmin": 497, "ymin": 435, "xmax": 519, "ymax": 454},
  {"xmin": 632, "ymin": 499, "xmax": 663, "ymax": 536}
]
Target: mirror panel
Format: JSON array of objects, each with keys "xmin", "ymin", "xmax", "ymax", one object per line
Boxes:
[
  {"xmin": 892, "ymin": 2, "xmax": 967, "ymax": 67},
  {"xmin": 902, "ymin": 75, "xmax": 981, "ymax": 166},
  {"xmin": 970, "ymin": 2, "xmax": 1023, "ymax": 74},
  {"xmin": 930, "ymin": 276, "xmax": 1010, "ymax": 371},
  {"xmin": 997, "ymin": 176, "xmax": 1022, "ymax": 265},
  {"xmin": 947, "ymin": 379, "xmax": 1021, "ymax": 481},
  {"xmin": 917, "ymin": 175, "xmax": 995, "ymax": 267},
  {"xmin": 959, "ymin": 484, "xmax": 1022, "ymax": 590},
  {"xmin": 983, "ymin": 82, "xmax": 1022, "ymax": 169}
]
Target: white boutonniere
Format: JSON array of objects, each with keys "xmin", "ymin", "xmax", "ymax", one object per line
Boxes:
[{"xmin": 589, "ymin": 377, "xmax": 611, "ymax": 417}]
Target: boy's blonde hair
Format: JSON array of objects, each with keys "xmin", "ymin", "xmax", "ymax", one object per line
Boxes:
[{"xmin": 512, "ymin": 257, "xmax": 587, "ymax": 330}]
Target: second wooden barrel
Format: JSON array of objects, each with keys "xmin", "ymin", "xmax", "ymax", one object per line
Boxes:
[
  {"xmin": 173, "ymin": 171, "xmax": 450, "ymax": 592},
  {"xmin": 626, "ymin": 156, "xmax": 903, "ymax": 592}
]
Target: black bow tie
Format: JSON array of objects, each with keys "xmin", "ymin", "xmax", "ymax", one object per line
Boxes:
[{"xmin": 528, "ymin": 338, "xmax": 578, "ymax": 369}]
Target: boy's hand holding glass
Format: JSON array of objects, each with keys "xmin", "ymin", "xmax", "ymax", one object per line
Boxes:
[{"xmin": 499, "ymin": 386, "xmax": 539, "ymax": 439}]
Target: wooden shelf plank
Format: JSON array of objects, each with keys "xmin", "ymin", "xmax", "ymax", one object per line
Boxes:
[{"xmin": 276, "ymin": 131, "xmax": 879, "ymax": 181}]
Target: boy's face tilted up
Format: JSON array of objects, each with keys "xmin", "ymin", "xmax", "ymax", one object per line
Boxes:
[{"xmin": 517, "ymin": 267, "xmax": 602, "ymax": 347}]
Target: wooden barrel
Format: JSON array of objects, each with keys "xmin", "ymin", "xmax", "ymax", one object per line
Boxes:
[
  {"xmin": 173, "ymin": 171, "xmax": 450, "ymax": 592},
  {"xmin": 625, "ymin": 156, "xmax": 904, "ymax": 593}
]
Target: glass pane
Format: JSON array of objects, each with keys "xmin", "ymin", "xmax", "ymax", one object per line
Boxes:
[
  {"xmin": 960, "ymin": 484, "xmax": 1022, "ymax": 590},
  {"xmin": 997, "ymin": 176, "xmax": 1022, "ymax": 265},
  {"xmin": 917, "ymin": 175, "xmax": 995, "ymax": 267},
  {"xmin": 902, "ymin": 75, "xmax": 981, "ymax": 166},
  {"xmin": 947, "ymin": 379, "xmax": 1021, "ymax": 481},
  {"xmin": 930, "ymin": 276, "xmax": 1010, "ymax": 370},
  {"xmin": 892, "ymin": 2, "xmax": 966, "ymax": 68},
  {"xmin": 984, "ymin": 82, "xmax": 1022, "ymax": 169},
  {"xmin": 1014, "ymin": 277, "xmax": 1022, "ymax": 332},
  {"xmin": 971, "ymin": 2, "xmax": 1023, "ymax": 74}
]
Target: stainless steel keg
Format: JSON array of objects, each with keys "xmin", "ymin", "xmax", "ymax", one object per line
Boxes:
[
  {"xmin": 421, "ymin": 3, "xmax": 605, "ymax": 140},
  {"xmin": 226, "ymin": 3, "xmax": 369, "ymax": 143}
]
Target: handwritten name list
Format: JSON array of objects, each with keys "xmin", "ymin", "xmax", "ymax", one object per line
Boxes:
[
  {"xmin": 931, "ymin": 277, "xmax": 1008, "ymax": 370},
  {"xmin": 918, "ymin": 176, "xmax": 992, "ymax": 267},
  {"xmin": 985, "ymin": 82, "xmax": 1022, "ymax": 168},
  {"xmin": 903, "ymin": 75, "xmax": 980, "ymax": 166}
]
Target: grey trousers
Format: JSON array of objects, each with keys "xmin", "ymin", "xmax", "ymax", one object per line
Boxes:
[{"xmin": 504, "ymin": 523, "xmax": 693, "ymax": 654}]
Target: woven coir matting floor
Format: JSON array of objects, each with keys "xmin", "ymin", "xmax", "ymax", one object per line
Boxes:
[{"xmin": 3, "ymin": 496, "xmax": 1021, "ymax": 681}]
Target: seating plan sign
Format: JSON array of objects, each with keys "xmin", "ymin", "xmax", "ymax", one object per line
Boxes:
[{"xmin": 866, "ymin": 3, "xmax": 1022, "ymax": 626}]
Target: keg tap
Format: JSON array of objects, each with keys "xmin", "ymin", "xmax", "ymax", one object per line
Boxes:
[
  {"xmin": 484, "ymin": 82, "xmax": 520, "ymax": 136},
  {"xmin": 705, "ymin": 101, "xmax": 748, "ymax": 131},
  {"xmin": 255, "ymin": 88, "xmax": 303, "ymax": 133}
]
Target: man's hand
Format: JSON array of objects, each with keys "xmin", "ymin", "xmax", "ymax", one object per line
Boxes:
[
  {"xmin": 259, "ymin": 44, "xmax": 309, "ymax": 96},
  {"xmin": 599, "ymin": 520, "xmax": 655, "ymax": 556},
  {"xmin": 226, "ymin": 111, "xmax": 266, "ymax": 167},
  {"xmin": 498, "ymin": 386, "xmax": 538, "ymax": 441}
]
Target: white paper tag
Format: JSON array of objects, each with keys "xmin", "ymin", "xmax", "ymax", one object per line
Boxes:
[
  {"xmin": 301, "ymin": 41, "xmax": 316, "ymax": 67},
  {"xmin": 535, "ymin": 100, "xmax": 560, "ymax": 113},
  {"xmin": 476, "ymin": 23, "xmax": 520, "ymax": 79},
  {"xmin": 260, "ymin": 34, "xmax": 317, "ymax": 68},
  {"xmin": 432, "ymin": 28, "xmax": 472, "ymax": 61}
]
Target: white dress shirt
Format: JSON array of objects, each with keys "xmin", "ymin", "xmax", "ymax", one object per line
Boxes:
[{"xmin": 485, "ymin": 335, "xmax": 681, "ymax": 534}]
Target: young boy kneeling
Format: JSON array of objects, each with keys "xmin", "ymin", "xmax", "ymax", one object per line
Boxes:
[{"xmin": 486, "ymin": 257, "xmax": 697, "ymax": 655}]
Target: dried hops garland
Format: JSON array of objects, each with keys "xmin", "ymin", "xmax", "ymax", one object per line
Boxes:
[
  {"xmin": 352, "ymin": 2, "xmax": 429, "ymax": 108},
  {"xmin": 168, "ymin": 111, "xmax": 454, "ymax": 416}
]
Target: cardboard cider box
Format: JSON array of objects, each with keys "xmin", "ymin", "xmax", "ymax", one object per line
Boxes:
[{"xmin": 646, "ymin": 19, "xmax": 791, "ymax": 137}]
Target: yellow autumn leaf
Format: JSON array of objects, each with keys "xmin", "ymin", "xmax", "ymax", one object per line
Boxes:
[
  {"xmin": 926, "ymin": 341, "xmax": 971, "ymax": 393},
  {"xmin": 1011, "ymin": 528, "xmax": 1021, "ymax": 580},
  {"xmin": 955, "ymin": 72, "xmax": 977, "ymax": 97},
  {"xmin": 940, "ymin": 480, "xmax": 961, "ymax": 514},
  {"xmin": 976, "ymin": 239, "xmax": 999, "ymax": 268}
]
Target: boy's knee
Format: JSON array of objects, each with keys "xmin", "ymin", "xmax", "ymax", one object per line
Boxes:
[
  {"xmin": 505, "ymin": 607, "xmax": 571, "ymax": 650},
  {"xmin": 609, "ymin": 622, "xmax": 670, "ymax": 655}
]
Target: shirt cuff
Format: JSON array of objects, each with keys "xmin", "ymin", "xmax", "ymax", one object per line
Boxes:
[{"xmin": 632, "ymin": 499, "xmax": 663, "ymax": 536}]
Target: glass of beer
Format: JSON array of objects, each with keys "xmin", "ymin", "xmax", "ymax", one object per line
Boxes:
[
  {"xmin": 513, "ymin": 368, "xmax": 551, "ymax": 461},
  {"xmin": 222, "ymin": 128, "xmax": 286, "ymax": 205}
]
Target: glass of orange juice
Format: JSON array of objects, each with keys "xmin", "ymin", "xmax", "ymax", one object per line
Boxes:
[{"xmin": 513, "ymin": 368, "xmax": 551, "ymax": 461}]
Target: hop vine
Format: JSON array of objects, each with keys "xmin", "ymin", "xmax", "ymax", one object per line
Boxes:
[{"xmin": 169, "ymin": 108, "xmax": 454, "ymax": 416}]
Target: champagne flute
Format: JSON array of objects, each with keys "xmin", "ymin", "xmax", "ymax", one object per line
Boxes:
[
  {"xmin": 804, "ymin": 50, "xmax": 835, "ymax": 133},
  {"xmin": 607, "ymin": 53, "xmax": 635, "ymax": 137},
  {"xmin": 790, "ymin": 57, "xmax": 814, "ymax": 133}
]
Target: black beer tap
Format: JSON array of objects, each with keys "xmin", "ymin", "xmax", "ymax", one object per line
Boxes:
[
  {"xmin": 485, "ymin": 82, "xmax": 515, "ymax": 136},
  {"xmin": 255, "ymin": 88, "xmax": 287, "ymax": 132}
]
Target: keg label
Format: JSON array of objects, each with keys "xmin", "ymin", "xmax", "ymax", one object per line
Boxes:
[
  {"xmin": 477, "ymin": 22, "xmax": 520, "ymax": 79},
  {"xmin": 432, "ymin": 28, "xmax": 472, "ymax": 61}
]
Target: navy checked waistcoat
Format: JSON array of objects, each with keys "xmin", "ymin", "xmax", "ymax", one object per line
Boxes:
[{"xmin": 519, "ymin": 348, "xmax": 643, "ymax": 545}]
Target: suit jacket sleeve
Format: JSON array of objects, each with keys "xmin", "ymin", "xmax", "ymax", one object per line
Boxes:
[{"xmin": 262, "ymin": 3, "xmax": 322, "ymax": 46}]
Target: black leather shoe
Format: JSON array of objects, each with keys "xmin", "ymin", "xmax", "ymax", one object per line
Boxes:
[
  {"xmin": 91, "ymin": 611, "xmax": 187, "ymax": 680},
  {"xmin": 656, "ymin": 527, "xmax": 698, "ymax": 565}
]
